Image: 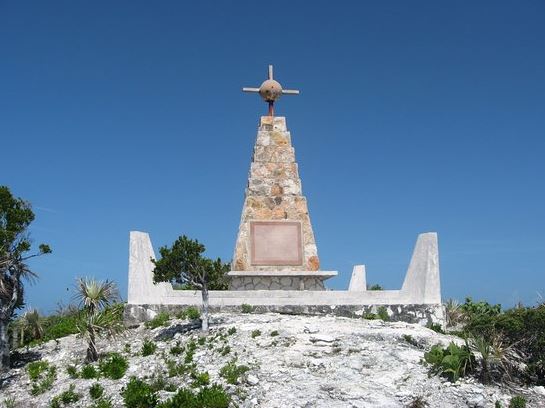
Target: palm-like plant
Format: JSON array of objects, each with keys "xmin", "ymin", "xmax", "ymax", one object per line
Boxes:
[
  {"xmin": 445, "ymin": 298, "xmax": 465, "ymax": 328},
  {"xmin": 17, "ymin": 308, "xmax": 43, "ymax": 346},
  {"xmin": 73, "ymin": 278, "xmax": 124, "ymax": 362}
]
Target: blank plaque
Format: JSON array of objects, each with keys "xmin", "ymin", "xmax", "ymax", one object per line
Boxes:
[{"xmin": 250, "ymin": 221, "xmax": 303, "ymax": 266}]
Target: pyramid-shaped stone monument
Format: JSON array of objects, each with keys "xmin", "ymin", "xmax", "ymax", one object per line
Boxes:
[{"xmin": 228, "ymin": 66, "xmax": 337, "ymax": 290}]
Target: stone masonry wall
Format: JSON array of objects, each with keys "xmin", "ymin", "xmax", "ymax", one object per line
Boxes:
[
  {"xmin": 229, "ymin": 276, "xmax": 325, "ymax": 291},
  {"xmin": 232, "ymin": 116, "xmax": 320, "ymax": 272}
]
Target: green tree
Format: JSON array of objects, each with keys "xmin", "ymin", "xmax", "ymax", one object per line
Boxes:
[
  {"xmin": 0, "ymin": 186, "xmax": 51, "ymax": 371},
  {"xmin": 152, "ymin": 235, "xmax": 230, "ymax": 331},
  {"xmin": 73, "ymin": 278, "xmax": 124, "ymax": 361}
]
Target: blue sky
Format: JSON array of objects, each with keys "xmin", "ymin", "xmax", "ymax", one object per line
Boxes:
[{"xmin": 1, "ymin": 1, "xmax": 544, "ymax": 313}]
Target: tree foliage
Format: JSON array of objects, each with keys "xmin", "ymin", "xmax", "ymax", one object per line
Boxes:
[
  {"xmin": 0, "ymin": 185, "xmax": 51, "ymax": 370},
  {"xmin": 152, "ymin": 235, "xmax": 229, "ymax": 290}
]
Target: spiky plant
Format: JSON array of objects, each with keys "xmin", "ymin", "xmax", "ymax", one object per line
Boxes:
[
  {"xmin": 17, "ymin": 308, "xmax": 43, "ymax": 346},
  {"xmin": 73, "ymin": 278, "xmax": 124, "ymax": 362},
  {"xmin": 445, "ymin": 298, "xmax": 465, "ymax": 328}
]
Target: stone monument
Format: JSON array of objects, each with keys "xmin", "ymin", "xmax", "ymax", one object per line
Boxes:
[{"xmin": 228, "ymin": 66, "xmax": 337, "ymax": 290}]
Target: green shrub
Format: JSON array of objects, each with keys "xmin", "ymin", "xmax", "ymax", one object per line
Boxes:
[
  {"xmin": 156, "ymin": 385, "xmax": 230, "ymax": 408},
  {"xmin": 251, "ymin": 330, "xmax": 261, "ymax": 338},
  {"xmin": 124, "ymin": 343, "xmax": 131, "ymax": 354},
  {"xmin": 509, "ymin": 396, "xmax": 527, "ymax": 408},
  {"xmin": 241, "ymin": 304, "xmax": 253, "ymax": 314},
  {"xmin": 88, "ymin": 398, "xmax": 113, "ymax": 408},
  {"xmin": 362, "ymin": 312, "xmax": 377, "ymax": 320},
  {"xmin": 185, "ymin": 306, "xmax": 201, "ymax": 320},
  {"xmin": 66, "ymin": 365, "xmax": 79, "ymax": 379},
  {"xmin": 270, "ymin": 330, "xmax": 279, "ymax": 337},
  {"xmin": 89, "ymin": 383, "xmax": 104, "ymax": 400},
  {"xmin": 367, "ymin": 284, "xmax": 383, "ymax": 291},
  {"xmin": 184, "ymin": 340, "xmax": 197, "ymax": 364},
  {"xmin": 377, "ymin": 306, "xmax": 389, "ymax": 321},
  {"xmin": 227, "ymin": 327, "xmax": 236, "ymax": 335},
  {"xmin": 41, "ymin": 313, "xmax": 81, "ymax": 343},
  {"xmin": 50, "ymin": 384, "xmax": 80, "ymax": 406},
  {"xmin": 81, "ymin": 364, "xmax": 99, "ymax": 379},
  {"xmin": 121, "ymin": 377, "xmax": 158, "ymax": 408},
  {"xmin": 142, "ymin": 339, "xmax": 157, "ymax": 356},
  {"xmin": 424, "ymin": 342, "xmax": 474, "ymax": 382},
  {"xmin": 170, "ymin": 341, "xmax": 184, "ymax": 355},
  {"xmin": 219, "ymin": 345, "xmax": 231, "ymax": 356},
  {"xmin": 27, "ymin": 360, "xmax": 50, "ymax": 381},
  {"xmin": 407, "ymin": 396, "xmax": 429, "ymax": 408},
  {"xmin": 219, "ymin": 360, "xmax": 249, "ymax": 385},
  {"xmin": 495, "ymin": 401, "xmax": 503, "ymax": 408},
  {"xmin": 402, "ymin": 334, "xmax": 418, "ymax": 347},
  {"xmin": 99, "ymin": 352, "xmax": 128, "ymax": 380},
  {"xmin": 2, "ymin": 397, "xmax": 16, "ymax": 408},
  {"xmin": 426, "ymin": 323, "xmax": 445, "ymax": 334},
  {"xmin": 191, "ymin": 371, "xmax": 210, "ymax": 387},
  {"xmin": 145, "ymin": 312, "xmax": 170, "ymax": 329},
  {"xmin": 28, "ymin": 362, "xmax": 57, "ymax": 395}
]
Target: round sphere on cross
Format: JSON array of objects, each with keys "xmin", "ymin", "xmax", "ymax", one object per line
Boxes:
[{"xmin": 259, "ymin": 79, "xmax": 283, "ymax": 102}]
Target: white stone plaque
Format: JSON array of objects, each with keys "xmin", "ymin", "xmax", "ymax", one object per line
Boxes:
[{"xmin": 250, "ymin": 221, "xmax": 302, "ymax": 266}]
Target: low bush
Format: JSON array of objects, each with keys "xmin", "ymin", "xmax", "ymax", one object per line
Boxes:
[
  {"xmin": 241, "ymin": 304, "xmax": 253, "ymax": 314},
  {"xmin": 145, "ymin": 312, "xmax": 170, "ymax": 329},
  {"xmin": 81, "ymin": 364, "xmax": 99, "ymax": 379},
  {"xmin": 424, "ymin": 342, "xmax": 474, "ymax": 382},
  {"xmin": 377, "ymin": 306, "xmax": 389, "ymax": 321},
  {"xmin": 50, "ymin": 384, "xmax": 80, "ymax": 407},
  {"xmin": 121, "ymin": 377, "xmax": 158, "ymax": 408},
  {"xmin": 142, "ymin": 339, "xmax": 158, "ymax": 356},
  {"xmin": 367, "ymin": 284, "xmax": 383, "ymax": 291},
  {"xmin": 157, "ymin": 385, "xmax": 231, "ymax": 408},
  {"xmin": 184, "ymin": 340, "xmax": 197, "ymax": 364},
  {"xmin": 509, "ymin": 395, "xmax": 527, "ymax": 408},
  {"xmin": 185, "ymin": 306, "xmax": 201, "ymax": 320},
  {"xmin": 88, "ymin": 398, "xmax": 113, "ymax": 408},
  {"xmin": 402, "ymin": 334, "xmax": 419, "ymax": 347},
  {"xmin": 227, "ymin": 327, "xmax": 236, "ymax": 335},
  {"xmin": 191, "ymin": 370, "xmax": 210, "ymax": 387},
  {"xmin": 89, "ymin": 383, "xmax": 104, "ymax": 400},
  {"xmin": 66, "ymin": 365, "xmax": 79, "ymax": 379},
  {"xmin": 251, "ymin": 330, "xmax": 261, "ymax": 338},
  {"xmin": 362, "ymin": 312, "xmax": 377, "ymax": 320},
  {"xmin": 219, "ymin": 345, "xmax": 231, "ymax": 356},
  {"xmin": 219, "ymin": 360, "xmax": 249, "ymax": 385},
  {"xmin": 27, "ymin": 361, "xmax": 57, "ymax": 395},
  {"xmin": 426, "ymin": 323, "xmax": 445, "ymax": 334},
  {"xmin": 270, "ymin": 330, "xmax": 279, "ymax": 337},
  {"xmin": 99, "ymin": 352, "xmax": 128, "ymax": 380},
  {"xmin": 170, "ymin": 341, "xmax": 184, "ymax": 355}
]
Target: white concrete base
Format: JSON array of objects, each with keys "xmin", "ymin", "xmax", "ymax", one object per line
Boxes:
[
  {"xmin": 126, "ymin": 231, "xmax": 441, "ymax": 307},
  {"xmin": 348, "ymin": 265, "xmax": 367, "ymax": 291}
]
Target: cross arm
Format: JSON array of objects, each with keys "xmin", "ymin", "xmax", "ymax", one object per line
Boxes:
[
  {"xmin": 242, "ymin": 87, "xmax": 260, "ymax": 93},
  {"xmin": 282, "ymin": 89, "xmax": 300, "ymax": 95}
]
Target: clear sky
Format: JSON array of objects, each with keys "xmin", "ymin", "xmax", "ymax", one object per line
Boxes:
[{"xmin": 2, "ymin": 1, "xmax": 544, "ymax": 313}]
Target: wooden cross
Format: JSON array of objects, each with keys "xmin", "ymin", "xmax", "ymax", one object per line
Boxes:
[{"xmin": 243, "ymin": 65, "xmax": 300, "ymax": 116}]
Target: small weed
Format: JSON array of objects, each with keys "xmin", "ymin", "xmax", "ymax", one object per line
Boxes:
[
  {"xmin": 241, "ymin": 304, "xmax": 253, "ymax": 314},
  {"xmin": 50, "ymin": 384, "xmax": 80, "ymax": 407},
  {"xmin": 227, "ymin": 327, "xmax": 236, "ymax": 335},
  {"xmin": 88, "ymin": 398, "xmax": 113, "ymax": 408},
  {"xmin": 89, "ymin": 383, "xmax": 104, "ymax": 400},
  {"xmin": 2, "ymin": 397, "xmax": 16, "ymax": 408},
  {"xmin": 66, "ymin": 365, "xmax": 79, "ymax": 379},
  {"xmin": 81, "ymin": 364, "xmax": 99, "ymax": 379},
  {"xmin": 198, "ymin": 336, "xmax": 206, "ymax": 346},
  {"xmin": 145, "ymin": 311, "xmax": 170, "ymax": 329},
  {"xmin": 251, "ymin": 330, "xmax": 261, "ymax": 338},
  {"xmin": 509, "ymin": 396, "xmax": 527, "ymax": 408},
  {"xmin": 121, "ymin": 377, "xmax": 158, "ymax": 408},
  {"xmin": 29, "ymin": 362, "xmax": 57, "ymax": 396},
  {"xmin": 362, "ymin": 313, "xmax": 377, "ymax": 320},
  {"xmin": 124, "ymin": 343, "xmax": 131, "ymax": 354},
  {"xmin": 407, "ymin": 395, "xmax": 429, "ymax": 408},
  {"xmin": 426, "ymin": 323, "xmax": 445, "ymax": 334},
  {"xmin": 402, "ymin": 334, "xmax": 419, "ymax": 347},
  {"xmin": 191, "ymin": 371, "xmax": 210, "ymax": 387},
  {"xmin": 220, "ymin": 360, "xmax": 250, "ymax": 385},
  {"xmin": 220, "ymin": 345, "xmax": 231, "ymax": 356},
  {"xmin": 377, "ymin": 306, "xmax": 389, "ymax": 321},
  {"xmin": 185, "ymin": 306, "xmax": 201, "ymax": 320},
  {"xmin": 142, "ymin": 339, "xmax": 157, "ymax": 356},
  {"xmin": 169, "ymin": 341, "xmax": 184, "ymax": 355},
  {"xmin": 184, "ymin": 340, "xmax": 197, "ymax": 364},
  {"xmin": 99, "ymin": 352, "xmax": 128, "ymax": 380},
  {"xmin": 270, "ymin": 330, "xmax": 279, "ymax": 337}
]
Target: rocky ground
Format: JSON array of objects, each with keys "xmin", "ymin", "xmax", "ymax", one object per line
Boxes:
[{"xmin": 1, "ymin": 313, "xmax": 544, "ymax": 407}]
